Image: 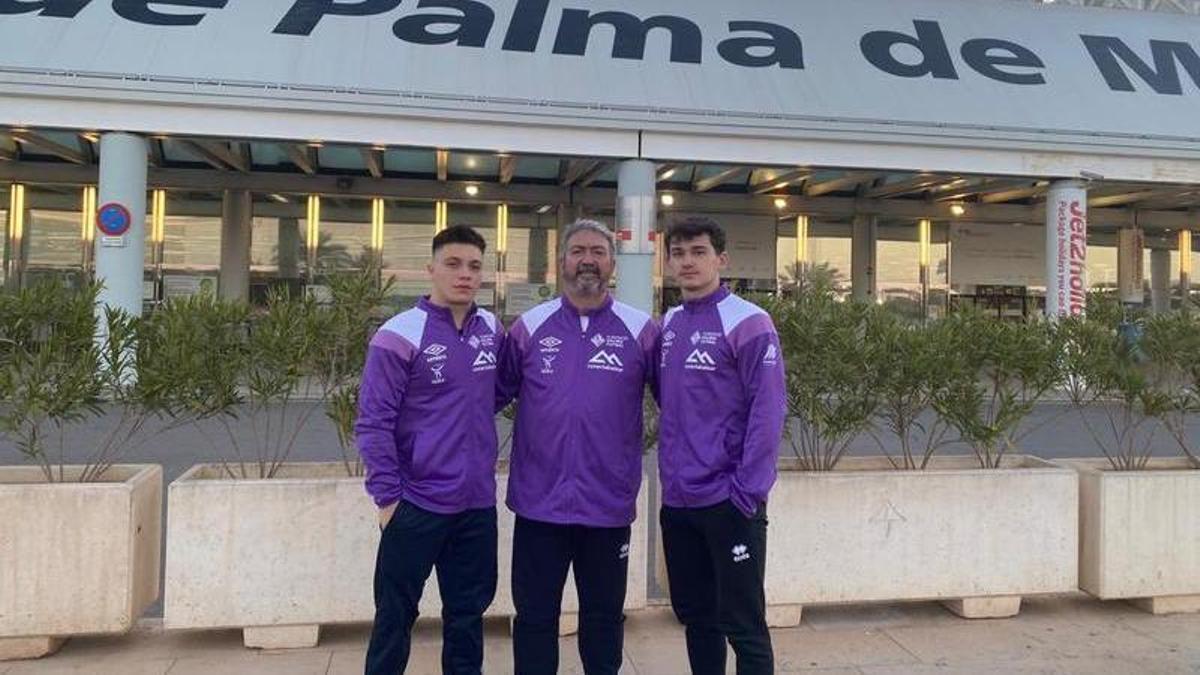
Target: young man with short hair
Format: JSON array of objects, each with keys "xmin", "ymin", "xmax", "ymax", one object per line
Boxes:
[
  {"xmin": 498, "ymin": 219, "xmax": 658, "ymax": 675},
  {"xmin": 357, "ymin": 225, "xmax": 503, "ymax": 675},
  {"xmin": 657, "ymin": 216, "xmax": 786, "ymax": 675}
]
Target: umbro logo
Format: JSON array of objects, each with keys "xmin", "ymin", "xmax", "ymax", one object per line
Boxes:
[
  {"xmin": 763, "ymin": 344, "xmax": 778, "ymax": 365},
  {"xmin": 685, "ymin": 349, "xmax": 717, "ymax": 370},
  {"xmin": 590, "ymin": 334, "xmax": 606, "ymax": 348},
  {"xmin": 472, "ymin": 351, "xmax": 497, "ymax": 368},
  {"xmin": 539, "ymin": 336, "xmax": 562, "ymax": 349},
  {"xmin": 732, "ymin": 544, "xmax": 750, "ymax": 563},
  {"xmin": 689, "ymin": 331, "xmax": 702, "ymax": 345},
  {"xmin": 588, "ymin": 350, "xmax": 624, "ymax": 368},
  {"xmin": 423, "ymin": 343, "xmax": 447, "ymax": 357},
  {"xmin": 468, "ymin": 335, "xmax": 481, "ymax": 349},
  {"xmin": 663, "ymin": 330, "xmax": 676, "ymax": 343},
  {"xmin": 618, "ymin": 543, "xmax": 630, "ymax": 560}
]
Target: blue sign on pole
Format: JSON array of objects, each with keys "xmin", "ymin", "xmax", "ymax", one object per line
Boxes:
[{"xmin": 96, "ymin": 202, "xmax": 132, "ymax": 237}]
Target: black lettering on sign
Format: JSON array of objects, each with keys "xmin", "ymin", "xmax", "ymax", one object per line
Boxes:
[
  {"xmin": 274, "ymin": 0, "xmax": 401, "ymax": 36},
  {"xmin": 393, "ymin": 0, "xmax": 493, "ymax": 48},
  {"xmin": 861, "ymin": 20, "xmax": 958, "ymax": 79},
  {"xmin": 0, "ymin": 0, "xmax": 91, "ymax": 17},
  {"xmin": 113, "ymin": 0, "xmax": 227, "ymax": 26},
  {"xmin": 718, "ymin": 21, "xmax": 804, "ymax": 70},
  {"xmin": 1081, "ymin": 35, "xmax": 1200, "ymax": 95},
  {"xmin": 961, "ymin": 38, "xmax": 1045, "ymax": 85},
  {"xmin": 552, "ymin": 9, "xmax": 703, "ymax": 64}
]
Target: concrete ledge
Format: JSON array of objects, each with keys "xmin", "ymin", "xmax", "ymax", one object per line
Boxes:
[
  {"xmin": 1059, "ymin": 458, "xmax": 1200, "ymax": 602},
  {"xmin": 0, "ymin": 464, "xmax": 162, "ymax": 649},
  {"xmin": 942, "ymin": 596, "xmax": 1022, "ymax": 619},
  {"xmin": 1129, "ymin": 595, "xmax": 1200, "ymax": 615},
  {"xmin": 0, "ymin": 636, "xmax": 65, "ymax": 661},
  {"xmin": 763, "ymin": 456, "xmax": 1077, "ymax": 615},
  {"xmin": 165, "ymin": 463, "xmax": 648, "ymax": 647}
]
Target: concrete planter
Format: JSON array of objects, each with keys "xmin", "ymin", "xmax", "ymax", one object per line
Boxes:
[
  {"xmin": 1059, "ymin": 458, "xmax": 1200, "ymax": 614},
  {"xmin": 165, "ymin": 462, "xmax": 649, "ymax": 649},
  {"xmin": 0, "ymin": 464, "xmax": 163, "ymax": 661},
  {"xmin": 760, "ymin": 455, "xmax": 1078, "ymax": 625}
]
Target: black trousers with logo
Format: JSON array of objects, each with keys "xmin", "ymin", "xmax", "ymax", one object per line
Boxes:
[
  {"xmin": 511, "ymin": 516, "xmax": 632, "ymax": 675},
  {"xmin": 365, "ymin": 502, "xmax": 498, "ymax": 675},
  {"xmin": 660, "ymin": 500, "xmax": 773, "ymax": 675}
]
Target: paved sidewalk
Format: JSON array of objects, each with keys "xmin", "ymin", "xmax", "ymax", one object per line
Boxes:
[{"xmin": 4, "ymin": 594, "xmax": 1198, "ymax": 674}]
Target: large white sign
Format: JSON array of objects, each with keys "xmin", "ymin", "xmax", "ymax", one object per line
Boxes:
[
  {"xmin": 949, "ymin": 222, "xmax": 1045, "ymax": 287},
  {"xmin": 1, "ymin": 0, "xmax": 1199, "ymax": 151},
  {"xmin": 1046, "ymin": 182, "xmax": 1088, "ymax": 317}
]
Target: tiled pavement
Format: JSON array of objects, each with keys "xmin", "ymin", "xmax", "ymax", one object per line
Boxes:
[{"xmin": 4, "ymin": 594, "xmax": 1199, "ymax": 674}]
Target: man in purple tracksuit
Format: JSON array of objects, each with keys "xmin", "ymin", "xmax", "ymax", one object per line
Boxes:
[
  {"xmin": 498, "ymin": 219, "xmax": 658, "ymax": 675},
  {"xmin": 657, "ymin": 217, "xmax": 786, "ymax": 675},
  {"xmin": 357, "ymin": 225, "xmax": 503, "ymax": 675}
]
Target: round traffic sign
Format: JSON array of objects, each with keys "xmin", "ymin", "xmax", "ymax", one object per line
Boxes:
[{"xmin": 96, "ymin": 202, "xmax": 132, "ymax": 237}]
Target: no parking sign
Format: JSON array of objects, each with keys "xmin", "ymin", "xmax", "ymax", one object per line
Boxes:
[{"xmin": 96, "ymin": 202, "xmax": 132, "ymax": 247}]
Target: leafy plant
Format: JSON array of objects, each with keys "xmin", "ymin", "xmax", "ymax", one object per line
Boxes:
[
  {"xmin": 315, "ymin": 268, "xmax": 392, "ymax": 477},
  {"xmin": 933, "ymin": 311, "xmax": 1064, "ymax": 469},
  {"xmin": 1060, "ymin": 315, "xmax": 1172, "ymax": 471},
  {"xmin": 867, "ymin": 311, "xmax": 955, "ymax": 470},
  {"xmin": 1139, "ymin": 312, "xmax": 1200, "ymax": 468},
  {"xmin": 766, "ymin": 281, "xmax": 878, "ymax": 471},
  {"xmin": 0, "ymin": 281, "xmax": 102, "ymax": 482}
]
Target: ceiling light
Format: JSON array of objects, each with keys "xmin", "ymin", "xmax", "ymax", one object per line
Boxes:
[
  {"xmin": 660, "ymin": 193, "xmax": 675, "ymax": 207},
  {"xmin": 536, "ymin": 204, "xmax": 553, "ymax": 214},
  {"xmin": 465, "ymin": 184, "xmax": 480, "ymax": 197},
  {"xmin": 773, "ymin": 197, "xmax": 788, "ymax": 210},
  {"xmin": 950, "ymin": 203, "xmax": 966, "ymax": 217}
]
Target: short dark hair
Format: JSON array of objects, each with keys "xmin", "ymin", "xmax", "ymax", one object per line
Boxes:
[
  {"xmin": 432, "ymin": 224, "xmax": 486, "ymax": 255},
  {"xmin": 666, "ymin": 217, "xmax": 726, "ymax": 255}
]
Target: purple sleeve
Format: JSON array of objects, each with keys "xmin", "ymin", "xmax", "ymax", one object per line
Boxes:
[
  {"xmin": 728, "ymin": 316, "xmax": 786, "ymax": 517},
  {"xmin": 496, "ymin": 319, "xmax": 526, "ymax": 410},
  {"xmin": 355, "ymin": 332, "xmax": 413, "ymax": 508}
]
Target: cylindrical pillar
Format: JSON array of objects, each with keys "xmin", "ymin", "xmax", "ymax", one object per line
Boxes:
[
  {"xmin": 1045, "ymin": 180, "xmax": 1088, "ymax": 318},
  {"xmin": 1150, "ymin": 248, "xmax": 1172, "ymax": 313},
  {"xmin": 219, "ymin": 189, "xmax": 252, "ymax": 302},
  {"xmin": 95, "ymin": 133, "xmax": 148, "ymax": 318},
  {"xmin": 615, "ymin": 160, "xmax": 656, "ymax": 314},
  {"xmin": 851, "ymin": 214, "xmax": 877, "ymax": 303},
  {"xmin": 1116, "ymin": 226, "xmax": 1145, "ymax": 306},
  {"xmin": 278, "ymin": 218, "xmax": 300, "ymax": 279}
]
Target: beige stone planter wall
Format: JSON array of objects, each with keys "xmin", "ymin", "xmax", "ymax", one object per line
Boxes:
[
  {"xmin": 0, "ymin": 464, "xmax": 163, "ymax": 661},
  {"xmin": 164, "ymin": 463, "xmax": 649, "ymax": 649},
  {"xmin": 760, "ymin": 455, "xmax": 1078, "ymax": 624},
  {"xmin": 1060, "ymin": 458, "xmax": 1200, "ymax": 615}
]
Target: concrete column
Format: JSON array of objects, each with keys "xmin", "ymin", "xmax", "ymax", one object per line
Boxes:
[
  {"xmin": 219, "ymin": 190, "xmax": 252, "ymax": 302},
  {"xmin": 1116, "ymin": 227, "xmax": 1145, "ymax": 306},
  {"xmin": 614, "ymin": 160, "xmax": 656, "ymax": 314},
  {"xmin": 851, "ymin": 214, "xmax": 877, "ymax": 303},
  {"xmin": 277, "ymin": 218, "xmax": 300, "ymax": 278},
  {"xmin": 95, "ymin": 133, "xmax": 148, "ymax": 318},
  {"xmin": 528, "ymin": 227, "xmax": 549, "ymax": 284},
  {"xmin": 1150, "ymin": 248, "xmax": 1172, "ymax": 313},
  {"xmin": 1045, "ymin": 181, "xmax": 1088, "ymax": 318}
]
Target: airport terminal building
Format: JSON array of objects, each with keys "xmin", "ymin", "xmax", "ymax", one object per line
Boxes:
[{"xmin": 2, "ymin": 0, "xmax": 1199, "ymax": 321}]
